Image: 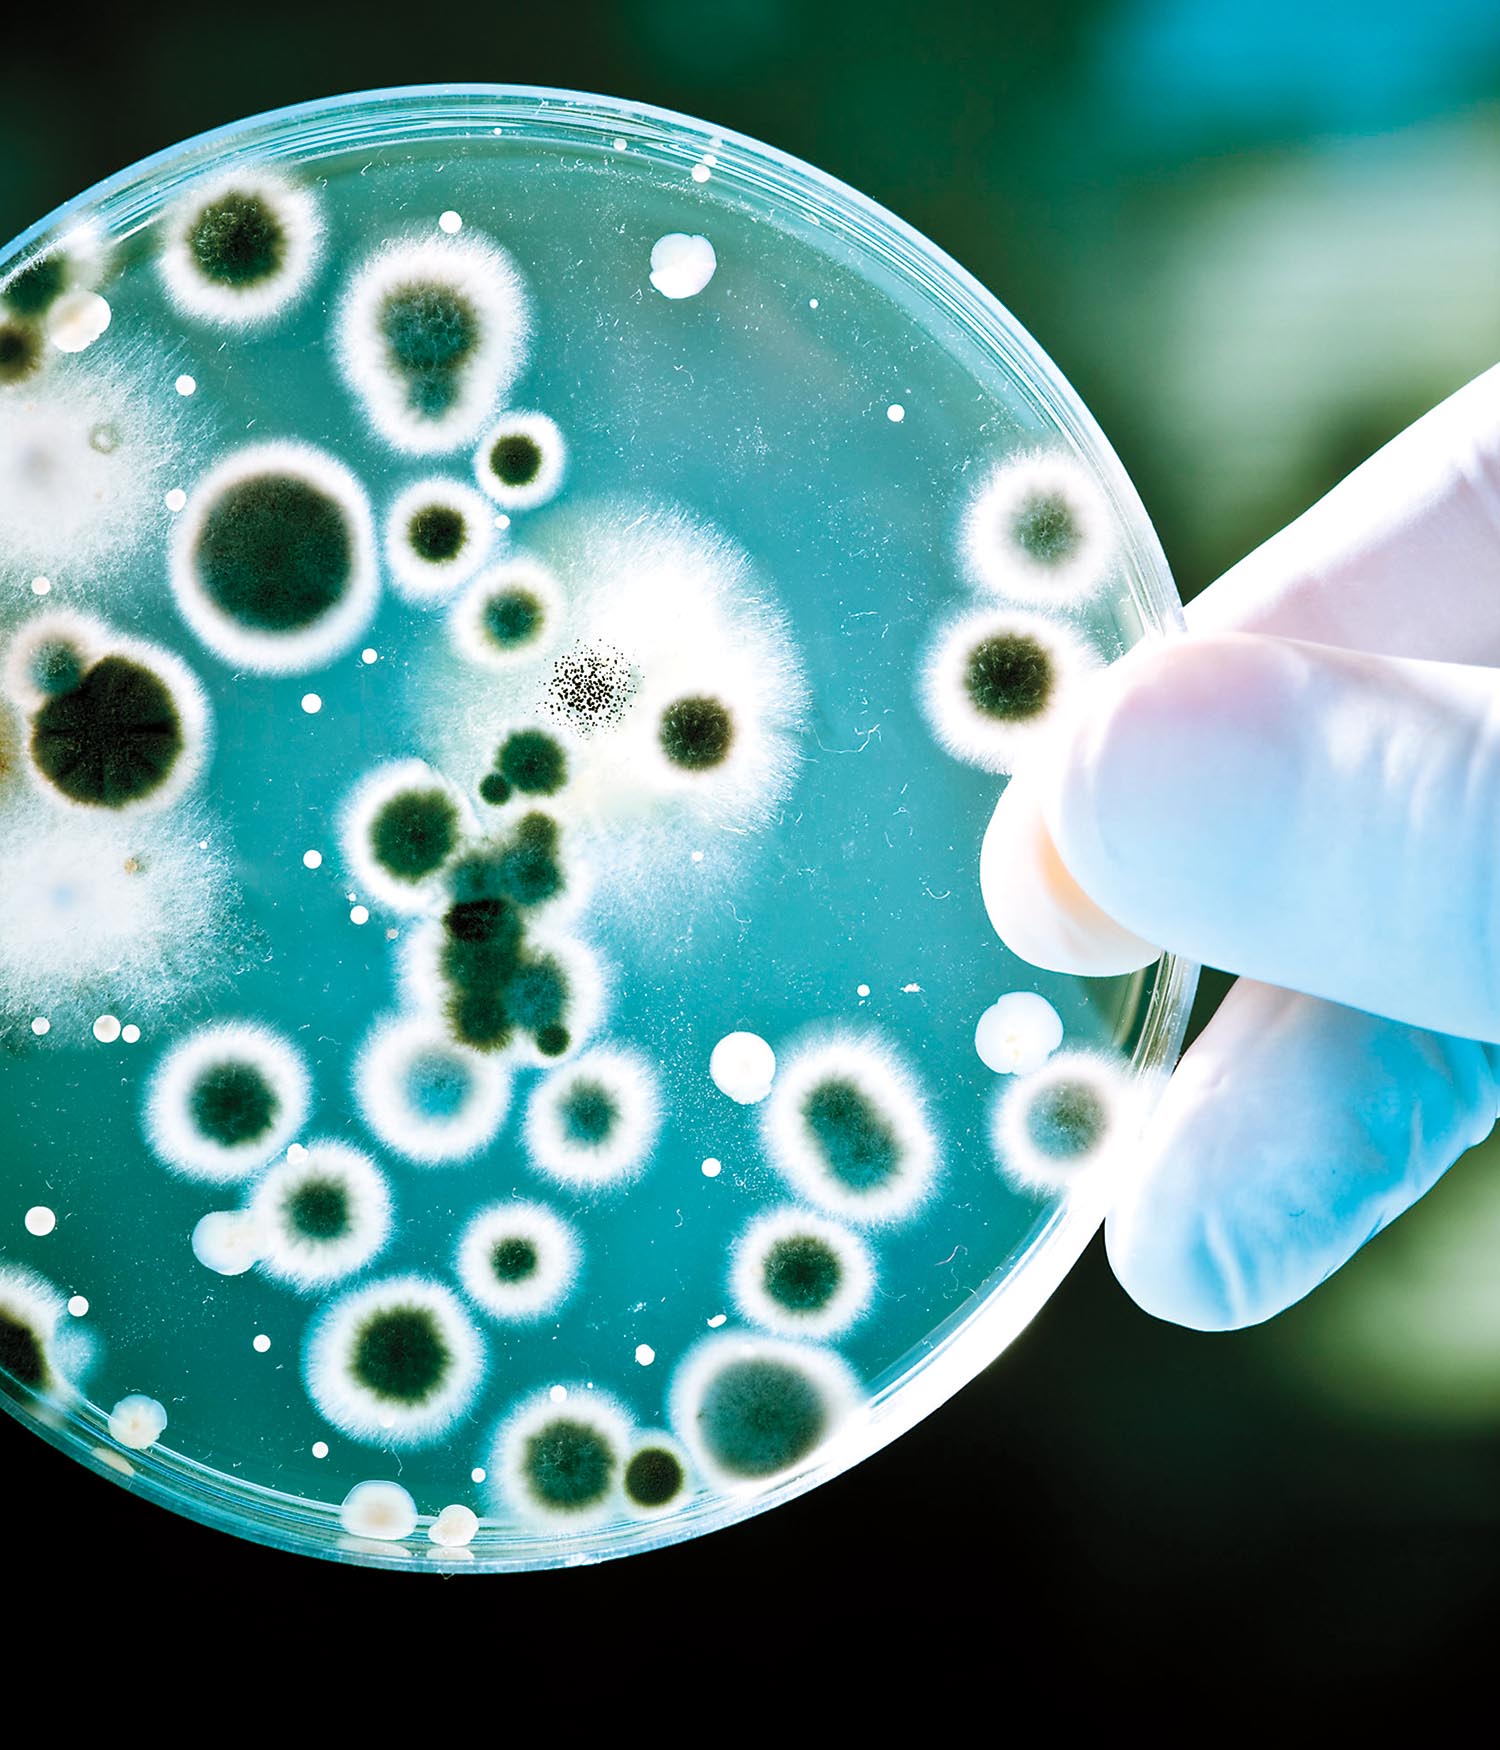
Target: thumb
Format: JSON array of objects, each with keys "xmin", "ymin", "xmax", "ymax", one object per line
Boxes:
[{"xmin": 1032, "ymin": 630, "xmax": 1500, "ymax": 1042}]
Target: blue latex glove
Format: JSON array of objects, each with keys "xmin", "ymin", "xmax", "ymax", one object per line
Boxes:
[{"xmin": 981, "ymin": 364, "xmax": 1500, "ymax": 1331}]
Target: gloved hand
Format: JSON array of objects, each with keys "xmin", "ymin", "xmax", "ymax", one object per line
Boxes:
[{"xmin": 981, "ymin": 363, "xmax": 1500, "ymax": 1332}]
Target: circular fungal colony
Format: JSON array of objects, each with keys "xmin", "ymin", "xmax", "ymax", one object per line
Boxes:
[{"xmin": 0, "ymin": 89, "xmax": 1189, "ymax": 1570}]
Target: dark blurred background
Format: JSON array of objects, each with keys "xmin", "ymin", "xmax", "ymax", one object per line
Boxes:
[{"xmin": 5, "ymin": 0, "xmax": 1500, "ymax": 1678}]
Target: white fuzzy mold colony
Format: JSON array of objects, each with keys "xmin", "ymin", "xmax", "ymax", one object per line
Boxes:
[
  {"xmin": 523, "ymin": 1045, "xmax": 662, "ymax": 1191},
  {"xmin": 354, "ymin": 1012, "xmax": 511, "ymax": 1164},
  {"xmin": 669, "ymin": 1335, "xmax": 862, "ymax": 1492},
  {"xmin": 491, "ymin": 1385, "xmax": 634, "ymax": 1528},
  {"xmin": 339, "ymin": 759, "xmax": 473, "ymax": 914},
  {"xmin": 919, "ymin": 605, "xmax": 1097, "ymax": 776},
  {"xmin": 474, "ymin": 411, "xmax": 567, "ymax": 510},
  {"xmin": 423, "ymin": 505, "xmax": 807, "ymax": 905},
  {"xmin": 304, "ymin": 1274, "xmax": 486, "ymax": 1447},
  {"xmin": 728, "ymin": 1207, "xmax": 875, "ymax": 1340},
  {"xmin": 961, "ymin": 451, "xmax": 1117, "ymax": 606},
  {"xmin": 144, "ymin": 1020, "xmax": 312, "ymax": 1180},
  {"xmin": 0, "ymin": 787, "xmax": 243, "ymax": 1027},
  {"xmin": 0, "ymin": 336, "xmax": 192, "ymax": 599},
  {"xmin": 385, "ymin": 477, "xmax": 496, "ymax": 602},
  {"xmin": 169, "ymin": 441, "xmax": 378, "ymax": 674},
  {"xmin": 335, "ymin": 231, "xmax": 530, "ymax": 453},
  {"xmin": 990, "ymin": 1050, "xmax": 1134, "ymax": 1195},
  {"xmin": 158, "ymin": 171, "xmax": 323, "ymax": 326},
  {"xmin": 0, "ymin": 1263, "xmax": 91, "ymax": 1399},
  {"xmin": 455, "ymin": 1200, "xmax": 582, "ymax": 1322},
  {"xmin": 248, "ymin": 1140, "xmax": 393, "ymax": 1290},
  {"xmin": 761, "ymin": 1031, "xmax": 939, "ymax": 1225}
]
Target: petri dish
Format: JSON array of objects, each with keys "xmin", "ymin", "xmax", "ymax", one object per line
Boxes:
[{"xmin": 0, "ymin": 85, "xmax": 1196, "ymax": 1570}]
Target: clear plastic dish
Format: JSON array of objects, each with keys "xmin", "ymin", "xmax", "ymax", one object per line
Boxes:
[{"xmin": 0, "ymin": 84, "xmax": 1196, "ymax": 1570}]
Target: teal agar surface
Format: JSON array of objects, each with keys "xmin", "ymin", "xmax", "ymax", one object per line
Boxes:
[{"xmin": 0, "ymin": 91, "xmax": 1178, "ymax": 1567}]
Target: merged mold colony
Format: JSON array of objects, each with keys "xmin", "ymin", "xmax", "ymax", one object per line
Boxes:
[{"xmin": 0, "ymin": 90, "xmax": 1185, "ymax": 1568}]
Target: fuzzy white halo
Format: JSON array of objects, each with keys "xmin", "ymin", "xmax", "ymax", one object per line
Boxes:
[
  {"xmin": 158, "ymin": 170, "xmax": 323, "ymax": 326},
  {"xmin": 919, "ymin": 604, "xmax": 1097, "ymax": 776},
  {"xmin": 473, "ymin": 411, "xmax": 567, "ymax": 510},
  {"xmin": 248, "ymin": 1138, "xmax": 393, "ymax": 1291},
  {"xmin": 761, "ymin": 1030, "xmax": 939, "ymax": 1225},
  {"xmin": 336, "ymin": 231, "xmax": 530, "ymax": 454},
  {"xmin": 990, "ymin": 1049, "xmax": 1135, "ymax": 1196},
  {"xmin": 304, "ymin": 1274, "xmax": 485, "ymax": 1448},
  {"xmin": 455, "ymin": 1200, "xmax": 582, "ymax": 1322},
  {"xmin": 961, "ymin": 451, "xmax": 1116, "ymax": 605},
  {"xmin": 384, "ymin": 476, "xmax": 496, "ymax": 603},
  {"xmin": 354, "ymin": 1011, "xmax": 511, "ymax": 1165},
  {"xmin": 523, "ymin": 1044, "xmax": 661, "ymax": 1190},
  {"xmin": 169, "ymin": 440, "xmax": 378, "ymax": 675},
  {"xmin": 728, "ymin": 1206, "xmax": 875, "ymax": 1340},
  {"xmin": 668, "ymin": 1335, "xmax": 862, "ymax": 1492},
  {"xmin": 144, "ymin": 1020, "xmax": 311, "ymax": 1181},
  {"xmin": 490, "ymin": 1386, "xmax": 634, "ymax": 1527},
  {"xmin": 450, "ymin": 557, "xmax": 567, "ymax": 671},
  {"xmin": 339, "ymin": 758, "xmax": 472, "ymax": 915}
]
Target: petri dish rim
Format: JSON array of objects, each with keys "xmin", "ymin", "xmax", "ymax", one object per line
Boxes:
[{"xmin": 0, "ymin": 82, "xmax": 1199, "ymax": 1572}]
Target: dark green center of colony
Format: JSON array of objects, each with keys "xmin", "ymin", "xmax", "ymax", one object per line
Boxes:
[
  {"xmin": 0, "ymin": 1312, "xmax": 46, "ymax": 1391},
  {"xmin": 0, "ymin": 319, "xmax": 42, "ymax": 384},
  {"xmin": 477, "ymin": 772, "xmax": 511, "ymax": 807},
  {"xmin": 1025, "ymin": 1079, "xmax": 1108, "ymax": 1160},
  {"xmin": 536, "ymin": 1024, "xmax": 571, "ymax": 1057},
  {"xmin": 3, "ymin": 253, "xmax": 65, "ymax": 317},
  {"xmin": 523, "ymin": 1417, "xmax": 616, "ymax": 1511},
  {"xmin": 285, "ymin": 1178, "xmax": 350, "ymax": 1241},
  {"xmin": 408, "ymin": 504, "xmax": 467, "ymax": 563},
  {"xmin": 483, "ymin": 587, "xmax": 544, "ymax": 649},
  {"xmin": 497, "ymin": 730, "xmax": 567, "ymax": 796},
  {"xmin": 495, "ymin": 813, "xmax": 564, "ymax": 906},
  {"xmin": 659, "ymin": 695, "xmax": 734, "ymax": 771},
  {"xmin": 490, "ymin": 1236, "xmax": 539, "ymax": 1284},
  {"xmin": 488, "ymin": 433, "xmax": 543, "ymax": 487},
  {"xmin": 964, "ymin": 633, "xmax": 1053, "ymax": 722},
  {"xmin": 763, "ymin": 1235, "xmax": 843, "ymax": 1313},
  {"xmin": 381, "ymin": 282, "xmax": 478, "ymax": 417},
  {"xmin": 624, "ymin": 1446, "xmax": 685, "ymax": 1509},
  {"xmin": 352, "ymin": 1306, "xmax": 451, "ymax": 1403},
  {"xmin": 507, "ymin": 957, "xmax": 567, "ymax": 1031},
  {"xmin": 1011, "ymin": 490, "xmax": 1082, "ymax": 567},
  {"xmin": 406, "ymin": 1050, "xmax": 472, "ymax": 1119},
  {"xmin": 195, "ymin": 473, "xmax": 354, "ymax": 632},
  {"xmin": 189, "ymin": 1060, "xmax": 279, "ymax": 1148},
  {"xmin": 695, "ymin": 1357, "xmax": 828, "ymax": 1480},
  {"xmin": 30, "ymin": 639, "xmax": 84, "ymax": 697},
  {"xmin": 558, "ymin": 1081, "xmax": 619, "ymax": 1148},
  {"xmin": 187, "ymin": 191, "xmax": 285, "ymax": 287},
  {"xmin": 369, "ymin": 787, "xmax": 460, "ymax": 884},
  {"xmin": 803, "ymin": 1077, "xmax": 901, "ymax": 1192},
  {"xmin": 30, "ymin": 655, "xmax": 183, "ymax": 809}
]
